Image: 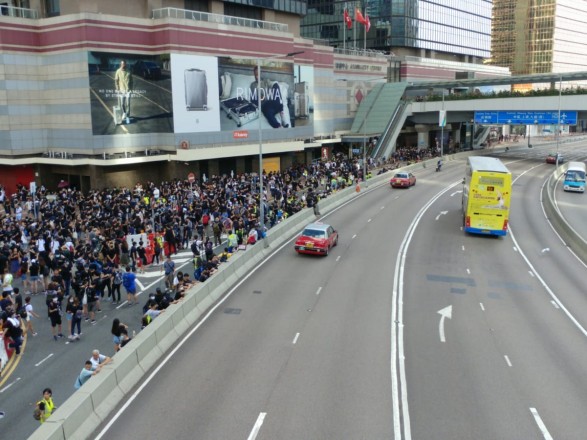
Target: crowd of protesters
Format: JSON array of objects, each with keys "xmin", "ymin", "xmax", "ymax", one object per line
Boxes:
[{"xmin": 0, "ymin": 152, "xmax": 385, "ymax": 381}]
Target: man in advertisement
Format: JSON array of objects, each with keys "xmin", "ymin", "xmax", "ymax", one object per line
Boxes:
[
  {"xmin": 250, "ymin": 65, "xmax": 288, "ymax": 129},
  {"xmin": 115, "ymin": 60, "xmax": 133, "ymax": 124}
]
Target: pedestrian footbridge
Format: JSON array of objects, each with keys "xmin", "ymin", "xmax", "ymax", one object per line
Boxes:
[{"xmin": 344, "ymin": 71, "xmax": 587, "ymax": 158}]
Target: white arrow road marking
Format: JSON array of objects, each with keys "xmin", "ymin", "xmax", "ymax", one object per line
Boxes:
[
  {"xmin": 435, "ymin": 211, "xmax": 448, "ymax": 221},
  {"xmin": 541, "ymin": 248, "xmax": 550, "ymax": 253},
  {"xmin": 438, "ymin": 305, "xmax": 453, "ymax": 343},
  {"xmin": 450, "ymin": 190, "xmax": 463, "ymax": 196}
]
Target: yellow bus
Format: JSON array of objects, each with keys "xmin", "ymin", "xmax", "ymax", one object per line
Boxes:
[{"xmin": 462, "ymin": 156, "xmax": 511, "ymax": 236}]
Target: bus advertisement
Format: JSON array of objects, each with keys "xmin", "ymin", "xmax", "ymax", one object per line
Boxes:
[
  {"xmin": 563, "ymin": 161, "xmax": 586, "ymax": 193},
  {"xmin": 462, "ymin": 156, "xmax": 512, "ymax": 236}
]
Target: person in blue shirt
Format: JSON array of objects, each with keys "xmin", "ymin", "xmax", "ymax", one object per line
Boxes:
[{"xmin": 122, "ymin": 266, "xmax": 138, "ymax": 306}]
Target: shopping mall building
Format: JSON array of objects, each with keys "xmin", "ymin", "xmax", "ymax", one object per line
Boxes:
[{"xmin": 0, "ymin": 0, "xmax": 507, "ymax": 193}]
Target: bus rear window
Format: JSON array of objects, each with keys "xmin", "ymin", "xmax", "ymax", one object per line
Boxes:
[{"xmin": 478, "ymin": 176, "xmax": 504, "ymax": 186}]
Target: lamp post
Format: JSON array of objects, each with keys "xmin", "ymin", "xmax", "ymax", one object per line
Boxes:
[
  {"xmin": 256, "ymin": 51, "xmax": 303, "ymax": 244},
  {"xmin": 440, "ymin": 90, "xmax": 445, "ymax": 157},
  {"xmin": 556, "ymin": 74, "xmax": 562, "ymax": 164}
]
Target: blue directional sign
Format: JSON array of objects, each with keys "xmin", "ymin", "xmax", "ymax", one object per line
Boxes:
[{"xmin": 474, "ymin": 111, "xmax": 577, "ymax": 125}]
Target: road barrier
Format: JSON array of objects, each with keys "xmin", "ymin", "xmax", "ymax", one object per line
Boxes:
[{"xmin": 543, "ymin": 163, "xmax": 587, "ymax": 264}]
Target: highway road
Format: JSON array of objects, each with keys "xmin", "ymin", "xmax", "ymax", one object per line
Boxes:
[{"xmin": 90, "ymin": 147, "xmax": 587, "ymax": 440}]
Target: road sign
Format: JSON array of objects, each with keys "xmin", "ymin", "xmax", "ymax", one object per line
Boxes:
[
  {"xmin": 187, "ymin": 173, "xmax": 196, "ymax": 183},
  {"xmin": 474, "ymin": 110, "xmax": 577, "ymax": 125}
]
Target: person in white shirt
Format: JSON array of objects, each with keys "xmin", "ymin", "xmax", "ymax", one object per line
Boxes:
[{"xmin": 89, "ymin": 350, "xmax": 111, "ymax": 371}]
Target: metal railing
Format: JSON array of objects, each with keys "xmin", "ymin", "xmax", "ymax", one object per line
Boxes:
[
  {"xmin": 152, "ymin": 7, "xmax": 288, "ymax": 33},
  {"xmin": 334, "ymin": 47, "xmax": 388, "ymax": 58},
  {"xmin": 0, "ymin": 4, "xmax": 38, "ymax": 19}
]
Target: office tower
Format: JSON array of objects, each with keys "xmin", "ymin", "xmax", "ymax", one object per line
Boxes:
[
  {"xmin": 302, "ymin": 0, "xmax": 491, "ymax": 63},
  {"xmin": 491, "ymin": 0, "xmax": 587, "ymax": 75}
]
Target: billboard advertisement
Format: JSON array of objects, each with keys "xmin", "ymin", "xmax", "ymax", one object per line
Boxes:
[
  {"xmin": 88, "ymin": 52, "xmax": 314, "ymax": 138},
  {"xmin": 88, "ymin": 52, "xmax": 174, "ymax": 135},
  {"xmin": 172, "ymin": 53, "xmax": 314, "ymax": 134}
]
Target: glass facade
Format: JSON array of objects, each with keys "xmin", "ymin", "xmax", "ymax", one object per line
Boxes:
[
  {"xmin": 301, "ymin": 0, "xmax": 491, "ymax": 58},
  {"xmin": 492, "ymin": 0, "xmax": 587, "ymax": 75},
  {"xmin": 223, "ymin": 0, "xmax": 307, "ymax": 16}
]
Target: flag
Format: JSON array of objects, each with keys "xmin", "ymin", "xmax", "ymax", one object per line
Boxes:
[
  {"xmin": 365, "ymin": 13, "xmax": 370, "ymax": 32},
  {"xmin": 355, "ymin": 7, "xmax": 367, "ymax": 25},
  {"xmin": 343, "ymin": 8, "xmax": 352, "ymax": 29}
]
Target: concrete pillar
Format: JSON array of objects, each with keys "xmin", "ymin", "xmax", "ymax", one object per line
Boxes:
[
  {"xmin": 415, "ymin": 124, "xmax": 430, "ymax": 150},
  {"xmin": 208, "ymin": 159, "xmax": 220, "ymax": 178},
  {"xmin": 235, "ymin": 157, "xmax": 246, "ymax": 175}
]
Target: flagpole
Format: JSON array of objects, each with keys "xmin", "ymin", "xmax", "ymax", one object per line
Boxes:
[
  {"xmin": 353, "ymin": 3, "xmax": 356, "ymax": 49},
  {"xmin": 364, "ymin": 15, "xmax": 366, "ymax": 50},
  {"xmin": 343, "ymin": 4, "xmax": 346, "ymax": 50}
]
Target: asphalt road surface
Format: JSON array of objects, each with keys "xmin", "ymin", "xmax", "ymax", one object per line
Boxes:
[{"xmin": 88, "ymin": 147, "xmax": 587, "ymax": 439}]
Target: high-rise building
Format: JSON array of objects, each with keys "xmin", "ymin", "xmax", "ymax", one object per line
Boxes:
[
  {"xmin": 0, "ymin": 0, "xmax": 392, "ymax": 191},
  {"xmin": 302, "ymin": 0, "xmax": 492, "ymax": 63},
  {"xmin": 491, "ymin": 0, "xmax": 587, "ymax": 75}
]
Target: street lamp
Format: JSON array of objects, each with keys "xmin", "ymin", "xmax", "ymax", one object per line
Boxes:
[
  {"xmin": 556, "ymin": 74, "xmax": 562, "ymax": 163},
  {"xmin": 256, "ymin": 51, "xmax": 304, "ymax": 244}
]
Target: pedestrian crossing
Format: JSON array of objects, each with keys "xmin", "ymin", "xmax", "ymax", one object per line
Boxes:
[{"xmin": 135, "ymin": 249, "xmax": 194, "ymax": 279}]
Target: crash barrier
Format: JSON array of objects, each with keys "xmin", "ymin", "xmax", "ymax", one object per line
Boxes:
[
  {"xmin": 29, "ymin": 153, "xmax": 468, "ymax": 439},
  {"xmin": 542, "ymin": 163, "xmax": 587, "ymax": 264}
]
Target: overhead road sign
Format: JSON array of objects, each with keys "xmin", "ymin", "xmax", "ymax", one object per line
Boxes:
[{"xmin": 474, "ymin": 111, "xmax": 577, "ymax": 125}]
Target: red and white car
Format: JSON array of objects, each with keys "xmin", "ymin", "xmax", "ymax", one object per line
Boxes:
[
  {"xmin": 390, "ymin": 172, "xmax": 416, "ymax": 188},
  {"xmin": 294, "ymin": 222, "xmax": 338, "ymax": 256}
]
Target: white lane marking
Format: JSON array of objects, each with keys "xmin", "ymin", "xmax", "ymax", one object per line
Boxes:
[
  {"xmin": 368, "ymin": 218, "xmax": 372, "ymax": 222},
  {"xmin": 394, "ymin": 195, "xmax": 400, "ymax": 200},
  {"xmin": 466, "ymin": 268, "xmax": 471, "ymax": 275},
  {"xmin": 96, "ymin": 179, "xmax": 389, "ymax": 440},
  {"xmin": 530, "ymin": 408, "xmax": 554, "ymax": 440},
  {"xmin": 504, "ymin": 355, "xmax": 512, "ymax": 367},
  {"xmin": 316, "ymin": 287, "xmax": 322, "ymax": 295},
  {"xmin": 461, "ymin": 245, "xmax": 465, "ymax": 251},
  {"xmin": 513, "ymin": 246, "xmax": 518, "ymax": 252},
  {"xmin": 529, "ymin": 271, "xmax": 535, "ymax": 277},
  {"xmin": 352, "ymin": 234, "xmax": 357, "ymax": 239},
  {"xmin": 247, "ymin": 412, "xmax": 267, "ymax": 440},
  {"xmin": 550, "ymin": 300, "xmax": 560, "ymax": 309},
  {"xmin": 292, "ymin": 333, "xmax": 300, "ymax": 344},
  {"xmin": 381, "ymin": 206, "xmax": 385, "ymax": 210},
  {"xmin": 479, "ymin": 302, "xmax": 485, "ymax": 311},
  {"xmin": 392, "ymin": 179, "xmax": 462, "ymax": 440},
  {"xmin": 336, "ymin": 256, "xmax": 341, "ymax": 262},
  {"xmin": 0, "ymin": 377, "xmax": 20, "ymax": 393},
  {"xmin": 135, "ymin": 280, "xmax": 145, "ymax": 291},
  {"xmin": 510, "ymin": 168, "xmax": 587, "ymax": 338},
  {"xmin": 438, "ymin": 306, "xmax": 453, "ymax": 343},
  {"xmin": 35, "ymin": 353, "xmax": 54, "ymax": 367},
  {"xmin": 450, "ymin": 190, "xmax": 463, "ymax": 196}
]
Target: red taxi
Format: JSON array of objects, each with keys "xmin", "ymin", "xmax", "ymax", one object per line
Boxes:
[
  {"xmin": 294, "ymin": 222, "xmax": 338, "ymax": 256},
  {"xmin": 390, "ymin": 172, "xmax": 416, "ymax": 188}
]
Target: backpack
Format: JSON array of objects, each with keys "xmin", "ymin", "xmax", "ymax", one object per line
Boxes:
[
  {"xmin": 202, "ymin": 214, "xmax": 209, "ymax": 226},
  {"xmin": 190, "ymin": 241, "xmax": 199, "ymax": 255},
  {"xmin": 213, "ymin": 223, "xmax": 220, "ymax": 234},
  {"xmin": 33, "ymin": 406, "xmax": 42, "ymax": 421},
  {"xmin": 113, "ymin": 271, "xmax": 123, "ymax": 285}
]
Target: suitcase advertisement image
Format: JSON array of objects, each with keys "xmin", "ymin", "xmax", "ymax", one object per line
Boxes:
[
  {"xmin": 171, "ymin": 53, "xmax": 220, "ymax": 133},
  {"xmin": 217, "ymin": 58, "xmax": 314, "ymax": 131},
  {"xmin": 185, "ymin": 68, "xmax": 208, "ymax": 111}
]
